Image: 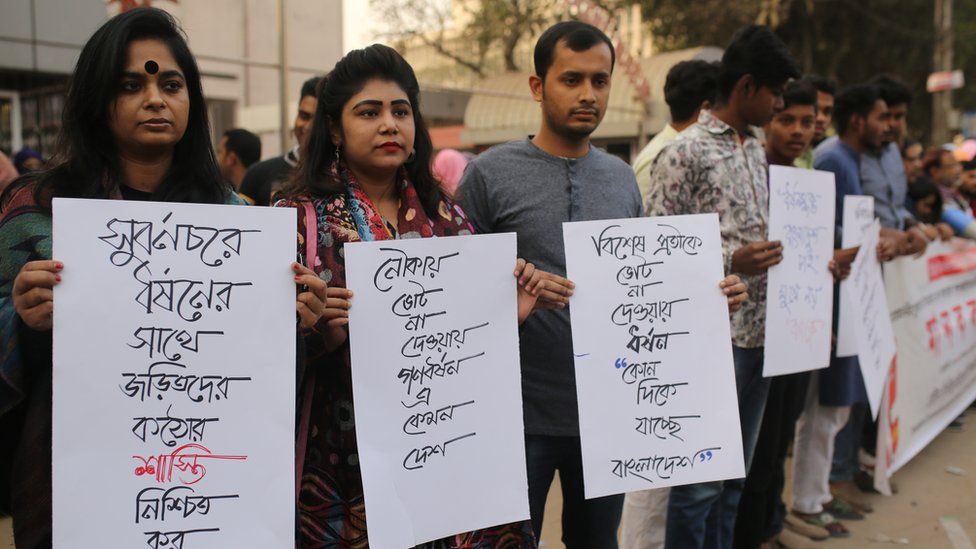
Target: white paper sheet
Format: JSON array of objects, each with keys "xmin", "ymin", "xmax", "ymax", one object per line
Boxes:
[
  {"xmin": 836, "ymin": 195, "xmax": 876, "ymax": 357},
  {"xmin": 763, "ymin": 166, "xmax": 836, "ymax": 376},
  {"xmin": 563, "ymin": 214, "xmax": 744, "ymax": 499},
  {"xmin": 52, "ymin": 198, "xmax": 296, "ymax": 548},
  {"xmin": 846, "ymin": 219, "xmax": 897, "ymax": 418},
  {"xmin": 344, "ymin": 233, "xmax": 529, "ymax": 549}
]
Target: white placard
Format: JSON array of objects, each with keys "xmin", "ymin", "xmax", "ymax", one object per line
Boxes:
[
  {"xmin": 837, "ymin": 195, "xmax": 876, "ymax": 357},
  {"xmin": 846, "ymin": 219, "xmax": 897, "ymax": 417},
  {"xmin": 344, "ymin": 233, "xmax": 529, "ymax": 549},
  {"xmin": 52, "ymin": 198, "xmax": 296, "ymax": 548},
  {"xmin": 763, "ymin": 166, "xmax": 836, "ymax": 376},
  {"xmin": 563, "ymin": 214, "xmax": 744, "ymax": 499}
]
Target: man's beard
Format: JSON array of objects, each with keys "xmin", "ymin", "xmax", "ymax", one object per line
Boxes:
[
  {"xmin": 543, "ymin": 107, "xmax": 597, "ymax": 140},
  {"xmin": 860, "ymin": 132, "xmax": 883, "ymax": 153}
]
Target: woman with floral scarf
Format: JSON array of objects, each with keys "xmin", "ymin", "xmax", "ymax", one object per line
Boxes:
[{"xmin": 275, "ymin": 45, "xmax": 563, "ymax": 548}]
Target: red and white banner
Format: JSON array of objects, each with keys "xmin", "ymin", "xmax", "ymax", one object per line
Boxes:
[{"xmin": 875, "ymin": 240, "xmax": 976, "ymax": 493}]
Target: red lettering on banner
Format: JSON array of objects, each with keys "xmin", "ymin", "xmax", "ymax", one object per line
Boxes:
[
  {"xmin": 927, "ymin": 317, "xmax": 940, "ymax": 353},
  {"xmin": 927, "ymin": 247, "xmax": 976, "ymax": 282},
  {"xmin": 941, "ymin": 311, "xmax": 954, "ymax": 341},
  {"xmin": 885, "ymin": 356, "xmax": 899, "ymax": 461},
  {"xmin": 926, "ymin": 299, "xmax": 976, "ymax": 354}
]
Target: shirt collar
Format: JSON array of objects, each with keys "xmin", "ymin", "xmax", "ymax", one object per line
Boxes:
[
  {"xmin": 697, "ymin": 110, "xmax": 758, "ymax": 140},
  {"xmin": 524, "ymin": 137, "xmax": 594, "ymax": 163}
]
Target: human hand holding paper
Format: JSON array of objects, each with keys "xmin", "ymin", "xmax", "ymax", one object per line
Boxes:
[
  {"xmin": 720, "ymin": 274, "xmax": 748, "ymax": 313},
  {"xmin": 12, "ymin": 259, "xmax": 63, "ymax": 331},
  {"xmin": 731, "ymin": 240, "xmax": 783, "ymax": 275},
  {"xmin": 514, "ymin": 258, "xmax": 545, "ymax": 323},
  {"xmin": 533, "ymin": 270, "xmax": 575, "ymax": 310}
]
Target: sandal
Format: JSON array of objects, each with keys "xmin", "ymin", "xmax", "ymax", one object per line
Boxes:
[
  {"xmin": 830, "ymin": 482, "xmax": 875, "ymax": 513},
  {"xmin": 824, "ymin": 498, "xmax": 865, "ymax": 520},
  {"xmin": 791, "ymin": 511, "xmax": 850, "ymax": 538}
]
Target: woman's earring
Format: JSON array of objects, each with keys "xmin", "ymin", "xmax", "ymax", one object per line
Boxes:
[{"xmin": 331, "ymin": 144, "xmax": 342, "ymax": 175}]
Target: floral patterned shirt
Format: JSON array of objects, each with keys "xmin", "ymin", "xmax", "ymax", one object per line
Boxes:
[{"xmin": 645, "ymin": 110, "xmax": 769, "ymax": 348}]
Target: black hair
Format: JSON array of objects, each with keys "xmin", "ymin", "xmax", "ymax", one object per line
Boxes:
[
  {"xmin": 300, "ymin": 76, "xmax": 321, "ymax": 100},
  {"xmin": 2, "ymin": 7, "xmax": 227, "ymax": 210},
  {"xmin": 717, "ymin": 25, "xmax": 800, "ymax": 101},
  {"xmin": 282, "ymin": 44, "xmax": 443, "ymax": 217},
  {"xmin": 922, "ymin": 146, "xmax": 956, "ymax": 174},
  {"xmin": 907, "ymin": 177, "xmax": 943, "ymax": 224},
  {"xmin": 781, "ymin": 79, "xmax": 818, "ymax": 111},
  {"xmin": 533, "ymin": 21, "xmax": 615, "ymax": 81},
  {"xmin": 902, "ymin": 138, "xmax": 924, "ymax": 159},
  {"xmin": 833, "ymin": 84, "xmax": 882, "ymax": 136},
  {"xmin": 222, "ymin": 128, "xmax": 262, "ymax": 168},
  {"xmin": 869, "ymin": 74, "xmax": 912, "ymax": 107},
  {"xmin": 963, "ymin": 158, "xmax": 976, "ymax": 172},
  {"xmin": 805, "ymin": 74, "xmax": 838, "ymax": 96},
  {"xmin": 664, "ymin": 60, "xmax": 719, "ymax": 123}
]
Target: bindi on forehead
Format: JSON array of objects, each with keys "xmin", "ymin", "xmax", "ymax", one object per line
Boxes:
[{"xmin": 144, "ymin": 60, "xmax": 159, "ymax": 75}]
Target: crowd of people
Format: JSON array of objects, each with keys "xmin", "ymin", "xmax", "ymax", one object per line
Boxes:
[{"xmin": 0, "ymin": 6, "xmax": 972, "ymax": 549}]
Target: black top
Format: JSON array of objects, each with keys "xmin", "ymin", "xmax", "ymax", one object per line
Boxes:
[
  {"xmin": 239, "ymin": 149, "xmax": 298, "ymax": 206},
  {"xmin": 119, "ymin": 184, "xmax": 154, "ymax": 201}
]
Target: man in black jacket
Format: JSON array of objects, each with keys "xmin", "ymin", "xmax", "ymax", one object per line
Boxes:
[{"xmin": 240, "ymin": 75, "xmax": 320, "ymax": 205}]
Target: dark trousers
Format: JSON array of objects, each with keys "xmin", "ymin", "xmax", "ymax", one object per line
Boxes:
[
  {"xmin": 525, "ymin": 434, "xmax": 623, "ymax": 549},
  {"xmin": 733, "ymin": 372, "xmax": 810, "ymax": 549},
  {"xmin": 666, "ymin": 347, "xmax": 771, "ymax": 549}
]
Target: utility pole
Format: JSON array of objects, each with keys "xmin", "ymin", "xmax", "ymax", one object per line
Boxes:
[
  {"xmin": 932, "ymin": 0, "xmax": 954, "ymax": 145},
  {"xmin": 278, "ymin": 0, "xmax": 290, "ymax": 154}
]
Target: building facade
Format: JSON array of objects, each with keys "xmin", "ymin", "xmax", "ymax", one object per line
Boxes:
[
  {"xmin": 0, "ymin": 0, "xmax": 343, "ymax": 160},
  {"xmin": 395, "ymin": 1, "xmax": 715, "ymax": 160}
]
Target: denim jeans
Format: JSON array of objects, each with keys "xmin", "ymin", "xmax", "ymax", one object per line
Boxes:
[
  {"xmin": 830, "ymin": 401, "xmax": 867, "ymax": 483},
  {"xmin": 525, "ymin": 434, "xmax": 624, "ymax": 548},
  {"xmin": 665, "ymin": 346, "xmax": 770, "ymax": 549}
]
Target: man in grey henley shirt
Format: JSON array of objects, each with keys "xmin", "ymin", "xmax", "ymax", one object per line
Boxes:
[
  {"xmin": 456, "ymin": 21, "xmax": 640, "ymax": 547},
  {"xmin": 460, "ymin": 139, "xmax": 641, "ymax": 435}
]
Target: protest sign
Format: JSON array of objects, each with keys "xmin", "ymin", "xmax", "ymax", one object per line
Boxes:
[
  {"xmin": 563, "ymin": 214, "xmax": 743, "ymax": 499},
  {"xmin": 846, "ymin": 219, "xmax": 897, "ymax": 417},
  {"xmin": 836, "ymin": 195, "xmax": 876, "ymax": 357},
  {"xmin": 52, "ymin": 198, "xmax": 296, "ymax": 548},
  {"xmin": 763, "ymin": 166, "xmax": 836, "ymax": 376},
  {"xmin": 344, "ymin": 233, "xmax": 529, "ymax": 548}
]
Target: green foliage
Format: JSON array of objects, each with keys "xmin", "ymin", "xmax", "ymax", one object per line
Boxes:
[
  {"xmin": 631, "ymin": 0, "xmax": 976, "ymax": 140},
  {"xmin": 371, "ymin": 0, "xmax": 558, "ymax": 75}
]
